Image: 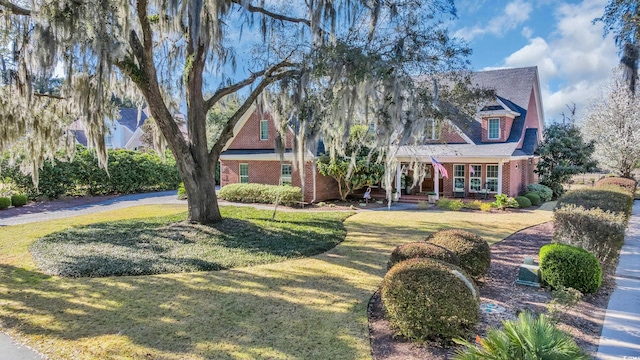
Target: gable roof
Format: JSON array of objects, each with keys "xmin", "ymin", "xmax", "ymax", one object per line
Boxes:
[
  {"xmin": 399, "ymin": 67, "xmax": 542, "ymax": 160},
  {"xmin": 117, "ymin": 108, "xmax": 148, "ymax": 131}
]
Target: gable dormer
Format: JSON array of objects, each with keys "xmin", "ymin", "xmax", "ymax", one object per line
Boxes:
[{"xmin": 479, "ymin": 98, "xmax": 520, "ymax": 143}]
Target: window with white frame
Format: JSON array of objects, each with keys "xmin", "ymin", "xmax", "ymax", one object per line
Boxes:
[
  {"xmin": 105, "ymin": 134, "xmax": 113, "ymax": 147},
  {"xmin": 260, "ymin": 120, "xmax": 268, "ymax": 140},
  {"xmin": 239, "ymin": 163, "xmax": 249, "ymax": 183},
  {"xmin": 453, "ymin": 164, "xmax": 465, "ymax": 190},
  {"xmin": 426, "ymin": 119, "xmax": 440, "ymax": 140},
  {"xmin": 486, "ymin": 164, "xmax": 499, "ymax": 192},
  {"xmin": 281, "ymin": 164, "xmax": 292, "ymax": 185},
  {"xmin": 469, "ymin": 164, "xmax": 482, "ymax": 192},
  {"xmin": 488, "ymin": 118, "xmax": 500, "ymax": 140}
]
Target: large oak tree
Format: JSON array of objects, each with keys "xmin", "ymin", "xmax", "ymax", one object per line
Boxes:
[{"xmin": 0, "ymin": 0, "xmax": 477, "ymax": 223}]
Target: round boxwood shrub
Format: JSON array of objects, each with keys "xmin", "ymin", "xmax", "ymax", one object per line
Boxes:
[
  {"xmin": 381, "ymin": 258, "xmax": 479, "ymax": 342},
  {"xmin": 427, "ymin": 229, "xmax": 491, "ymax": 281},
  {"xmin": 514, "ymin": 196, "xmax": 532, "ymax": 208},
  {"xmin": 10, "ymin": 194, "xmax": 27, "ymax": 207},
  {"xmin": 0, "ymin": 197, "xmax": 11, "ymax": 210},
  {"xmin": 539, "ymin": 243, "xmax": 602, "ymax": 294},
  {"xmin": 523, "ymin": 192, "xmax": 541, "ymax": 206},
  {"xmin": 527, "ymin": 183, "xmax": 553, "ymax": 202},
  {"xmin": 388, "ymin": 242, "xmax": 460, "ymax": 269}
]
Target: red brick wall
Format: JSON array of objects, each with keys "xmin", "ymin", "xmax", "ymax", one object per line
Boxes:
[
  {"xmin": 481, "ymin": 116, "xmax": 514, "ymax": 143},
  {"xmin": 219, "ymin": 159, "xmax": 339, "ymax": 202},
  {"xmin": 227, "ymin": 109, "xmax": 293, "ymax": 150},
  {"xmin": 502, "ymin": 162, "xmax": 511, "ymax": 196}
]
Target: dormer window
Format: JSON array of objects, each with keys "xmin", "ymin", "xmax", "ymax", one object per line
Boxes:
[
  {"xmin": 260, "ymin": 120, "xmax": 268, "ymax": 140},
  {"xmin": 426, "ymin": 119, "xmax": 440, "ymax": 140},
  {"xmin": 488, "ymin": 118, "xmax": 500, "ymax": 140}
]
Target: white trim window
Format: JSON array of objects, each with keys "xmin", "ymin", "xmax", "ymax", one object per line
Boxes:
[
  {"xmin": 281, "ymin": 164, "xmax": 292, "ymax": 185},
  {"xmin": 469, "ymin": 164, "xmax": 482, "ymax": 192},
  {"xmin": 426, "ymin": 119, "xmax": 440, "ymax": 140},
  {"xmin": 453, "ymin": 164, "xmax": 465, "ymax": 190},
  {"xmin": 239, "ymin": 163, "xmax": 249, "ymax": 183},
  {"xmin": 488, "ymin": 118, "xmax": 500, "ymax": 140},
  {"xmin": 260, "ymin": 119, "xmax": 268, "ymax": 140},
  {"xmin": 486, "ymin": 164, "xmax": 499, "ymax": 192}
]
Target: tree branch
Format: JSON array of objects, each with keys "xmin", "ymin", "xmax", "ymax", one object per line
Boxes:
[
  {"xmin": 204, "ymin": 71, "xmax": 265, "ymax": 111},
  {"xmin": 230, "ymin": 0, "xmax": 310, "ymax": 26},
  {"xmin": 0, "ymin": 0, "xmax": 31, "ymax": 16},
  {"xmin": 209, "ymin": 68, "xmax": 299, "ymax": 161}
]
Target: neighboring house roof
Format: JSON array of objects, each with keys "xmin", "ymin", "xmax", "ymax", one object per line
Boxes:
[
  {"xmin": 70, "ymin": 130, "xmax": 88, "ymax": 147},
  {"xmin": 117, "ymin": 108, "xmax": 149, "ymax": 132}
]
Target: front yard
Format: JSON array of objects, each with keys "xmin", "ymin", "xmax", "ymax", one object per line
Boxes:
[{"xmin": 0, "ymin": 204, "xmax": 554, "ymax": 359}]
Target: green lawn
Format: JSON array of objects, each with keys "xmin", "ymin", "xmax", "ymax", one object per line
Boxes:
[
  {"xmin": 30, "ymin": 207, "xmax": 350, "ymax": 277},
  {"xmin": 0, "ymin": 203, "xmax": 554, "ymax": 359}
]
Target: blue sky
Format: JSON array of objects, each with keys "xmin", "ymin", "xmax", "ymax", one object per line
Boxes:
[{"xmin": 449, "ymin": 0, "xmax": 619, "ymax": 122}]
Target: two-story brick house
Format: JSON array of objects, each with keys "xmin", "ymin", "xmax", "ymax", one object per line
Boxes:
[{"xmin": 220, "ymin": 66, "xmax": 544, "ymax": 202}]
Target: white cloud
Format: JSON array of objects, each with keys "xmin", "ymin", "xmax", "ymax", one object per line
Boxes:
[
  {"xmin": 490, "ymin": 0, "xmax": 618, "ymax": 121},
  {"xmin": 455, "ymin": 0, "xmax": 533, "ymax": 41}
]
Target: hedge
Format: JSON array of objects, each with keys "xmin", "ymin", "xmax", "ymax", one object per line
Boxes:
[
  {"xmin": 10, "ymin": 194, "xmax": 27, "ymax": 207},
  {"xmin": 0, "ymin": 147, "xmax": 182, "ymax": 199},
  {"xmin": 539, "ymin": 243, "xmax": 602, "ymax": 294},
  {"xmin": 555, "ymin": 187, "xmax": 633, "ymax": 217},
  {"xmin": 554, "ymin": 204, "xmax": 627, "ymax": 263},
  {"xmin": 0, "ymin": 197, "xmax": 10, "ymax": 210},
  {"xmin": 595, "ymin": 176, "xmax": 637, "ymax": 193},
  {"xmin": 218, "ymin": 183, "xmax": 303, "ymax": 206}
]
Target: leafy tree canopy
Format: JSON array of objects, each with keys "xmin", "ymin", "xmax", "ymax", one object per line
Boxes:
[{"xmin": 535, "ymin": 122, "xmax": 596, "ymax": 198}]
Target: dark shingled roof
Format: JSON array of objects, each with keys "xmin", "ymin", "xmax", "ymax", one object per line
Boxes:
[
  {"xmin": 117, "ymin": 108, "xmax": 148, "ymax": 131},
  {"xmin": 512, "ymin": 128, "xmax": 538, "ymax": 156},
  {"xmin": 71, "ymin": 130, "xmax": 88, "ymax": 146}
]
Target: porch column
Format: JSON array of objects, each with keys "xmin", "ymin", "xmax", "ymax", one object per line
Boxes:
[
  {"xmin": 498, "ymin": 161, "xmax": 503, "ymax": 195},
  {"xmin": 434, "ymin": 165, "xmax": 440, "ymax": 200},
  {"xmin": 396, "ymin": 164, "xmax": 402, "ymax": 198}
]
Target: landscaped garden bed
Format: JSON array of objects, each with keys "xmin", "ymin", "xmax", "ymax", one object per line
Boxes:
[{"xmin": 368, "ymin": 221, "xmax": 614, "ymax": 359}]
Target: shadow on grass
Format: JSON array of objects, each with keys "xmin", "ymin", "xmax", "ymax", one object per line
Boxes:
[
  {"xmin": 0, "ymin": 262, "xmax": 374, "ymax": 359},
  {"xmin": 29, "ymin": 213, "xmax": 349, "ymax": 277}
]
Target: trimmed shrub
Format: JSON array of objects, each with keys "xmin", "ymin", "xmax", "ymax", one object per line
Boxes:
[
  {"xmin": 218, "ymin": 183, "xmax": 303, "ymax": 206},
  {"xmin": 514, "ymin": 196, "xmax": 532, "ymax": 208},
  {"xmin": 526, "ymin": 183, "xmax": 553, "ymax": 202},
  {"xmin": 0, "ymin": 197, "xmax": 10, "ymax": 210},
  {"xmin": 381, "ymin": 258, "xmax": 479, "ymax": 342},
  {"xmin": 523, "ymin": 192, "xmax": 541, "ymax": 206},
  {"xmin": 539, "ymin": 243, "xmax": 602, "ymax": 294},
  {"xmin": 427, "ymin": 229, "xmax": 491, "ymax": 281},
  {"xmin": 595, "ymin": 176, "xmax": 637, "ymax": 193},
  {"xmin": 453, "ymin": 312, "xmax": 589, "ymax": 360},
  {"xmin": 10, "ymin": 194, "xmax": 27, "ymax": 207},
  {"xmin": 436, "ymin": 198, "xmax": 464, "ymax": 211},
  {"xmin": 388, "ymin": 242, "xmax": 460, "ymax": 269},
  {"xmin": 492, "ymin": 194, "xmax": 519, "ymax": 210},
  {"xmin": 554, "ymin": 204, "xmax": 627, "ymax": 263},
  {"xmin": 176, "ymin": 182, "xmax": 187, "ymax": 200},
  {"xmin": 556, "ymin": 186, "xmax": 633, "ymax": 217}
]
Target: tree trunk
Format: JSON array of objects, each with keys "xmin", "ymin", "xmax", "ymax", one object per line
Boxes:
[
  {"xmin": 182, "ymin": 164, "xmax": 222, "ymax": 224},
  {"xmin": 621, "ymin": 42, "xmax": 639, "ymax": 95}
]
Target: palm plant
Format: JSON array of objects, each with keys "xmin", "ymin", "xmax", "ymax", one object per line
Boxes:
[{"xmin": 453, "ymin": 311, "xmax": 589, "ymax": 360}]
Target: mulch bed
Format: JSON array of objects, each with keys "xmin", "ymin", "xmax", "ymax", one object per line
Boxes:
[{"xmin": 368, "ymin": 221, "xmax": 615, "ymax": 359}]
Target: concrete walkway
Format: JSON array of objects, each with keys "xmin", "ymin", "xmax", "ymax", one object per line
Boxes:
[{"xmin": 597, "ymin": 201, "xmax": 640, "ymax": 359}]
